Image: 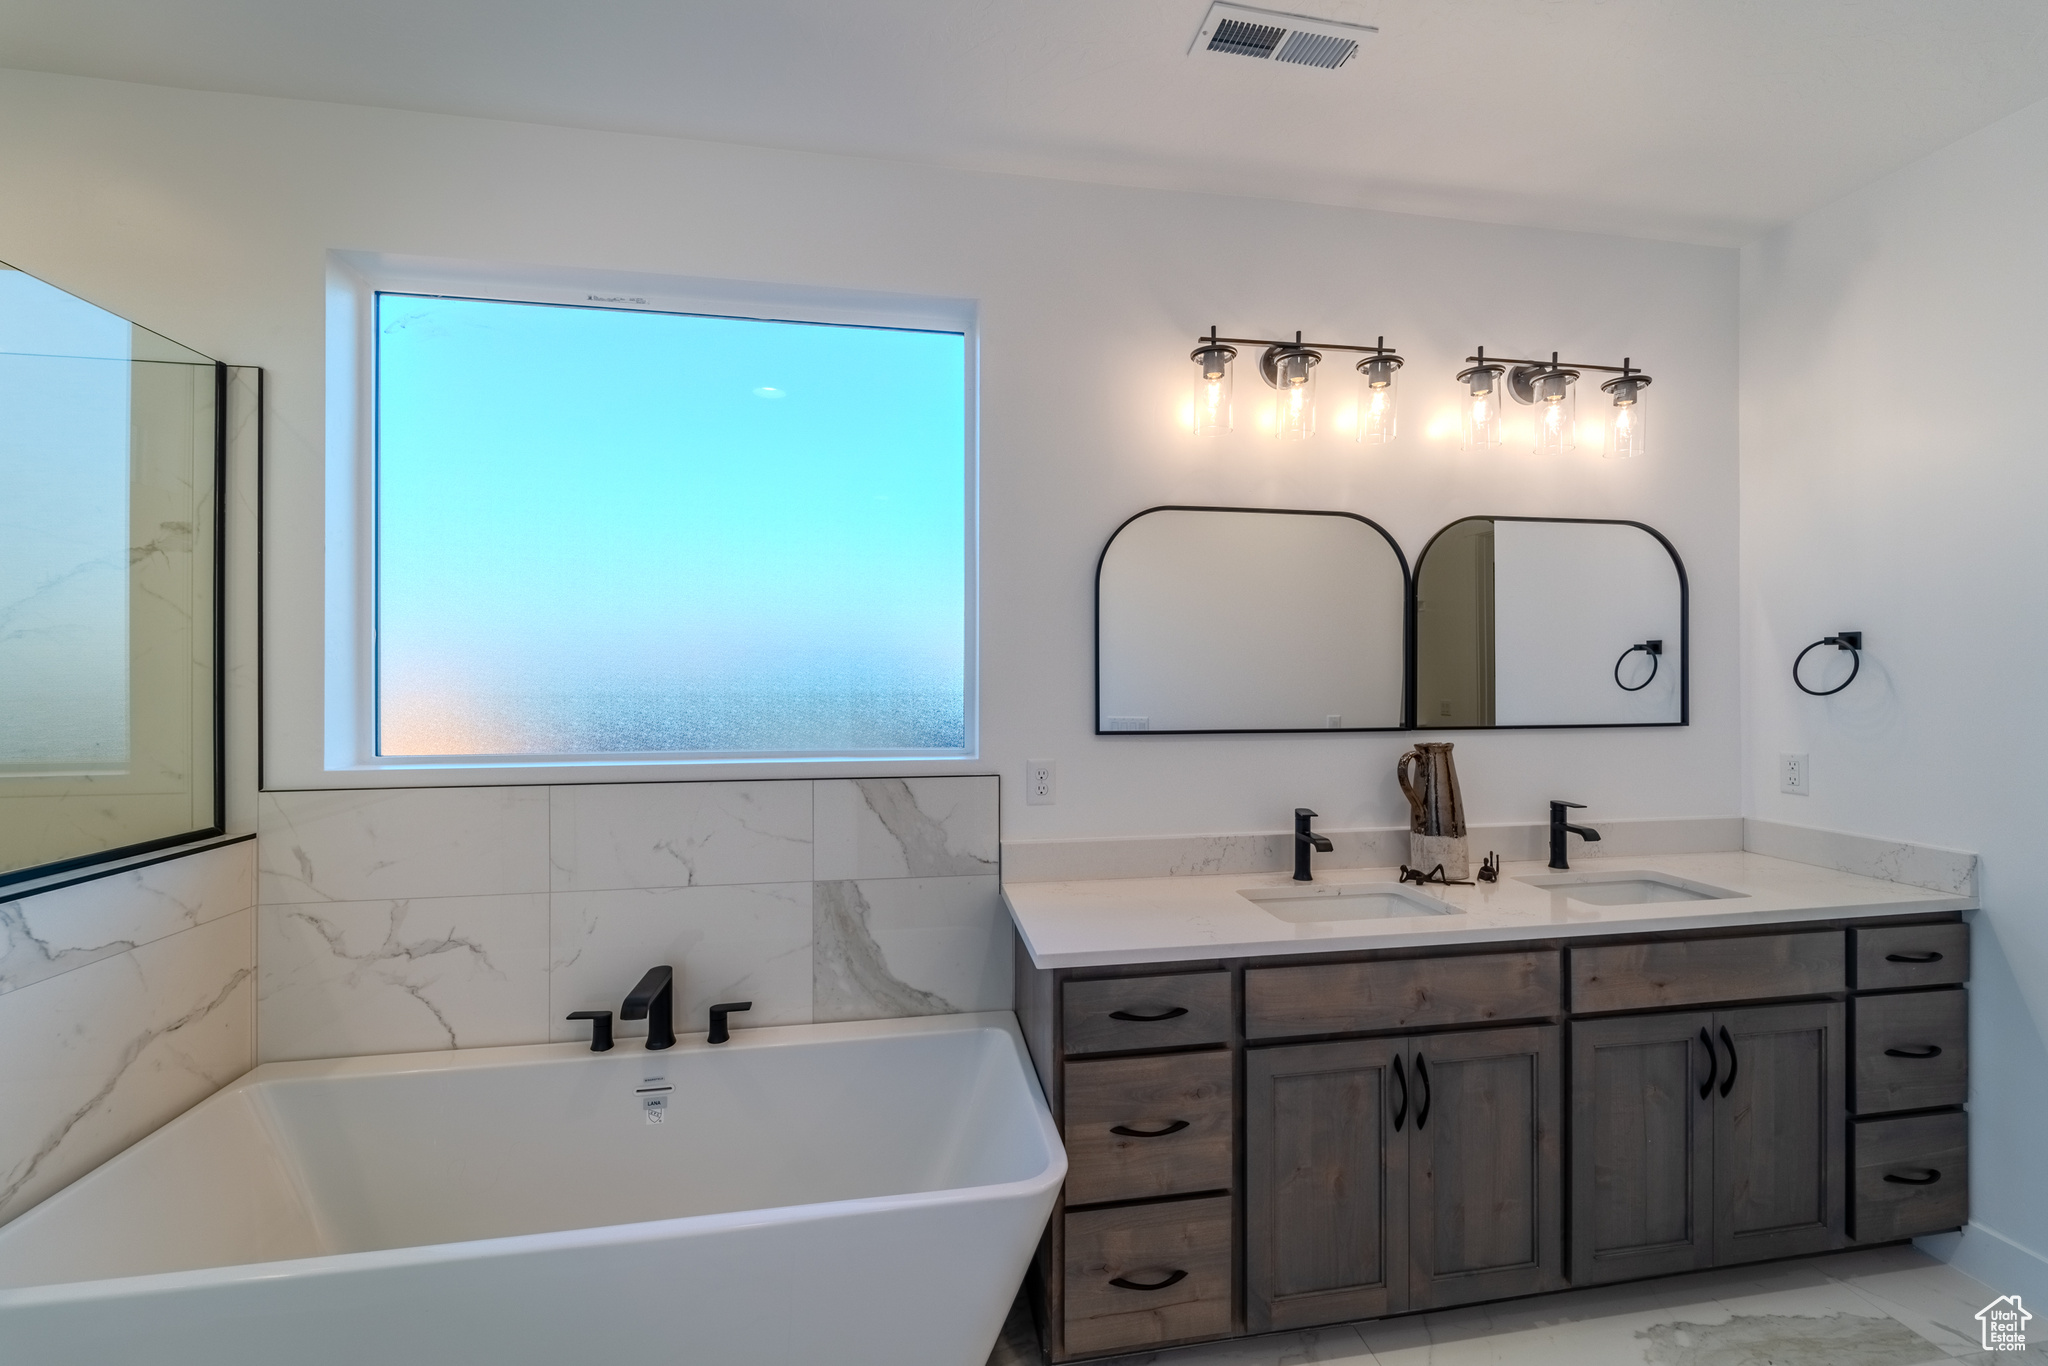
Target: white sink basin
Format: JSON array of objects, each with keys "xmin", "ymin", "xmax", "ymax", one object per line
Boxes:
[
  {"xmin": 1516, "ymin": 870, "xmax": 1745, "ymax": 906},
  {"xmin": 1241, "ymin": 881, "xmax": 1462, "ymax": 923}
]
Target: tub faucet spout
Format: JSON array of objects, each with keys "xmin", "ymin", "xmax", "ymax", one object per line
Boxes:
[{"xmin": 621, "ymin": 965, "xmax": 676, "ymax": 1050}]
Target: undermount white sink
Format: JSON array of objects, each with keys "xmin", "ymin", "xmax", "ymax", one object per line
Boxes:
[
  {"xmin": 1241, "ymin": 881, "xmax": 1462, "ymax": 923},
  {"xmin": 1516, "ymin": 870, "xmax": 1745, "ymax": 906}
]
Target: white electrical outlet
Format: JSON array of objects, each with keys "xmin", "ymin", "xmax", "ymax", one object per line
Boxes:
[
  {"xmin": 1025, "ymin": 760, "xmax": 1057, "ymax": 806},
  {"xmin": 1780, "ymin": 753, "xmax": 1810, "ymax": 795}
]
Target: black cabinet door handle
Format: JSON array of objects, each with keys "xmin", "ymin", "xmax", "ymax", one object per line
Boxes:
[
  {"xmin": 1884, "ymin": 1045, "xmax": 1943, "ymax": 1059},
  {"xmin": 1392, "ymin": 1053, "xmax": 1408, "ymax": 1132},
  {"xmin": 1698, "ymin": 1026, "xmax": 1718, "ymax": 1100},
  {"xmin": 1414, "ymin": 1053, "xmax": 1432, "ymax": 1130},
  {"xmin": 1883, "ymin": 1168, "xmax": 1941, "ymax": 1185},
  {"xmin": 1885, "ymin": 951, "xmax": 1943, "ymax": 964},
  {"xmin": 1108, "ymin": 1006, "xmax": 1188, "ymax": 1022},
  {"xmin": 1109, "ymin": 1269, "xmax": 1188, "ymax": 1292},
  {"xmin": 1110, "ymin": 1120, "xmax": 1190, "ymax": 1139},
  {"xmin": 1718, "ymin": 1026, "xmax": 1739, "ymax": 1098}
]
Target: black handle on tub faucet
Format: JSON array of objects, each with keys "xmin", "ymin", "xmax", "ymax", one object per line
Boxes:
[
  {"xmin": 566, "ymin": 1010, "xmax": 614, "ymax": 1052},
  {"xmin": 708, "ymin": 1000, "xmax": 752, "ymax": 1045},
  {"xmin": 1293, "ymin": 808, "xmax": 1333, "ymax": 882},
  {"xmin": 1548, "ymin": 801, "xmax": 1602, "ymax": 870},
  {"xmin": 621, "ymin": 965, "xmax": 677, "ymax": 1051}
]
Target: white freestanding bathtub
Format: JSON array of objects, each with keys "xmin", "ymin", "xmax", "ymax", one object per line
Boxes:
[{"xmin": 0, "ymin": 1012, "xmax": 1064, "ymax": 1366}]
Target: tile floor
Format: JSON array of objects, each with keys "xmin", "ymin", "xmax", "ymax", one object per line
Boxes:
[{"xmin": 987, "ymin": 1246, "xmax": 2006, "ymax": 1366}]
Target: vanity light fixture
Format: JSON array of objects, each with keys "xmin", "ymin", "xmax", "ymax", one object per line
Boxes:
[
  {"xmin": 1355, "ymin": 338, "xmax": 1404, "ymax": 444},
  {"xmin": 1191, "ymin": 328, "xmax": 1238, "ymax": 435},
  {"xmin": 1189, "ymin": 327, "xmax": 1400, "ymax": 441},
  {"xmin": 1456, "ymin": 347, "xmax": 1505, "ymax": 449},
  {"xmin": 1462, "ymin": 350, "xmax": 1654, "ymax": 456},
  {"xmin": 1601, "ymin": 362, "xmax": 1651, "ymax": 459},
  {"xmin": 1266, "ymin": 332, "xmax": 1321, "ymax": 440}
]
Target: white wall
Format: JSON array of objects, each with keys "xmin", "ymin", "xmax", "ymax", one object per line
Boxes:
[
  {"xmin": 0, "ymin": 68, "xmax": 1741, "ymax": 841},
  {"xmin": 1742, "ymin": 96, "xmax": 2048, "ymax": 1299}
]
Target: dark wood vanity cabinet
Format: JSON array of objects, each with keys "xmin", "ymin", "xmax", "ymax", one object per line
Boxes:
[
  {"xmin": 1570, "ymin": 1001, "xmax": 1844, "ymax": 1286},
  {"xmin": 1017, "ymin": 914, "xmax": 1968, "ymax": 1362}
]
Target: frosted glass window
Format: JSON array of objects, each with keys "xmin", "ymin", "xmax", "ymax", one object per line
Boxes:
[{"xmin": 374, "ymin": 294, "xmax": 968, "ymax": 758}]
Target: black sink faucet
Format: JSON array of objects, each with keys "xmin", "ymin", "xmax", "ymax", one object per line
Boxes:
[
  {"xmin": 621, "ymin": 965, "xmax": 676, "ymax": 1050},
  {"xmin": 1548, "ymin": 801, "xmax": 1602, "ymax": 870},
  {"xmin": 1294, "ymin": 808, "xmax": 1333, "ymax": 882}
]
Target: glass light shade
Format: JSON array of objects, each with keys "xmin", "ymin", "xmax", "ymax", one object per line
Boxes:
[
  {"xmin": 1459, "ymin": 365, "xmax": 1502, "ymax": 449},
  {"xmin": 1604, "ymin": 375, "xmax": 1647, "ymax": 458},
  {"xmin": 1355, "ymin": 357, "xmax": 1400, "ymax": 444},
  {"xmin": 1191, "ymin": 343, "xmax": 1236, "ymax": 436},
  {"xmin": 1270, "ymin": 346, "xmax": 1319, "ymax": 440},
  {"xmin": 1532, "ymin": 368, "xmax": 1577, "ymax": 454}
]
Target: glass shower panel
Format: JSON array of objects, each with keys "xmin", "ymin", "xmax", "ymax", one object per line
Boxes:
[{"xmin": 0, "ymin": 263, "xmax": 221, "ymax": 882}]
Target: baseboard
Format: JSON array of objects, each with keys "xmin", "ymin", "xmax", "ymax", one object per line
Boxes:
[{"xmin": 1919, "ymin": 1221, "xmax": 2048, "ymax": 1307}]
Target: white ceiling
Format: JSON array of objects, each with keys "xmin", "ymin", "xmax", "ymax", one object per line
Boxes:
[{"xmin": 5, "ymin": 0, "xmax": 2047, "ymax": 245}]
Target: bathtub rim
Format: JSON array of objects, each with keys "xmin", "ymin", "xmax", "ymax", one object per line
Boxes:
[{"xmin": 0, "ymin": 1011, "xmax": 1064, "ymax": 1309}]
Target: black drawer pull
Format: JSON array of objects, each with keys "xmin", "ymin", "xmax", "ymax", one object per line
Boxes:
[
  {"xmin": 1885, "ymin": 951, "xmax": 1943, "ymax": 964},
  {"xmin": 1883, "ymin": 1168, "xmax": 1941, "ymax": 1185},
  {"xmin": 1110, "ymin": 1120, "xmax": 1190, "ymax": 1139},
  {"xmin": 1698, "ymin": 1026, "xmax": 1718, "ymax": 1100},
  {"xmin": 1884, "ymin": 1045, "xmax": 1943, "ymax": 1059},
  {"xmin": 1108, "ymin": 1006, "xmax": 1188, "ymax": 1023},
  {"xmin": 1109, "ymin": 1269, "xmax": 1188, "ymax": 1292}
]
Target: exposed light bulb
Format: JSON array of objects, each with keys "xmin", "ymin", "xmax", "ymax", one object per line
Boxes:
[
  {"xmin": 1354, "ymin": 345, "xmax": 1402, "ymax": 445},
  {"xmin": 1458, "ymin": 357, "xmax": 1503, "ymax": 449},
  {"xmin": 1601, "ymin": 367, "xmax": 1650, "ymax": 458},
  {"xmin": 1531, "ymin": 366, "xmax": 1578, "ymax": 454},
  {"xmin": 1189, "ymin": 333, "xmax": 1236, "ymax": 436},
  {"xmin": 1268, "ymin": 342, "xmax": 1320, "ymax": 440}
]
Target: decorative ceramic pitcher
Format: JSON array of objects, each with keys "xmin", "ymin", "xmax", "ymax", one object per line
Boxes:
[{"xmin": 1396, "ymin": 742, "xmax": 1470, "ymax": 880}]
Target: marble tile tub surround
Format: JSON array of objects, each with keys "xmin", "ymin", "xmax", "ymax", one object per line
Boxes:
[
  {"xmin": 0, "ymin": 839, "xmax": 256, "ymax": 1227},
  {"xmin": 255, "ymin": 777, "xmax": 1005, "ymax": 1061},
  {"xmin": 1002, "ymin": 814, "xmax": 1977, "ymax": 896},
  {"xmin": 1, "ymin": 837, "xmax": 255, "ymax": 998}
]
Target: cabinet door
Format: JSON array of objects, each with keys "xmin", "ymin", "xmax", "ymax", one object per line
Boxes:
[
  {"xmin": 1713, "ymin": 1001, "xmax": 1845, "ymax": 1265},
  {"xmin": 1569, "ymin": 1012, "xmax": 1716, "ymax": 1285},
  {"xmin": 1408, "ymin": 1025, "xmax": 1564, "ymax": 1309},
  {"xmin": 1246, "ymin": 1038, "xmax": 1409, "ymax": 1332}
]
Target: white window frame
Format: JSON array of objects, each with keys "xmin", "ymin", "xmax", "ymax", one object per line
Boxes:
[{"xmin": 268, "ymin": 251, "xmax": 978, "ymax": 789}]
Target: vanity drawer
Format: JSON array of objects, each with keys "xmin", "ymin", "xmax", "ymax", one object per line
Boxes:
[
  {"xmin": 1854, "ymin": 922, "xmax": 1969, "ymax": 991},
  {"xmin": 1851, "ymin": 1110, "xmax": 1968, "ymax": 1243},
  {"xmin": 1065, "ymin": 972, "xmax": 1231, "ymax": 1055},
  {"xmin": 1570, "ymin": 932, "xmax": 1843, "ymax": 1013},
  {"xmin": 1064, "ymin": 1051, "xmax": 1234, "ymax": 1206},
  {"xmin": 1245, "ymin": 951, "xmax": 1558, "ymax": 1040},
  {"xmin": 1853, "ymin": 988, "xmax": 1968, "ymax": 1115},
  {"xmin": 1064, "ymin": 1195, "xmax": 1234, "ymax": 1356}
]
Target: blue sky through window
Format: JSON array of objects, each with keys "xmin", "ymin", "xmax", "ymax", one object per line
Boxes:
[{"xmin": 374, "ymin": 293, "xmax": 967, "ymax": 757}]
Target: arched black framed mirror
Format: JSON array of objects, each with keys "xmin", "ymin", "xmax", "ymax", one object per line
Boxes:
[
  {"xmin": 1412, "ymin": 515, "xmax": 1687, "ymax": 729},
  {"xmin": 1095, "ymin": 506, "xmax": 1410, "ymax": 734}
]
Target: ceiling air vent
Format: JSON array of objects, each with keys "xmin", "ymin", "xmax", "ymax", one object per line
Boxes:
[{"xmin": 1190, "ymin": 3, "xmax": 1376, "ymax": 71}]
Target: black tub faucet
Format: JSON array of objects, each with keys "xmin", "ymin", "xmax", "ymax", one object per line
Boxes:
[
  {"xmin": 1548, "ymin": 801, "xmax": 1602, "ymax": 870},
  {"xmin": 621, "ymin": 965, "xmax": 676, "ymax": 1050},
  {"xmin": 1294, "ymin": 808, "xmax": 1333, "ymax": 882}
]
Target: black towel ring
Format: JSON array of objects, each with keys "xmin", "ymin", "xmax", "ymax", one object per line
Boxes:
[
  {"xmin": 1793, "ymin": 631, "xmax": 1862, "ymax": 696},
  {"xmin": 1614, "ymin": 640, "xmax": 1662, "ymax": 692}
]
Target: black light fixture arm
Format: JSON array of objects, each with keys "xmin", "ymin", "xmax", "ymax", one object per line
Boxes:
[
  {"xmin": 1793, "ymin": 631, "xmax": 1863, "ymax": 696},
  {"xmin": 1201, "ymin": 332, "xmax": 1401, "ymax": 356},
  {"xmin": 1465, "ymin": 351, "xmax": 1649, "ymax": 377}
]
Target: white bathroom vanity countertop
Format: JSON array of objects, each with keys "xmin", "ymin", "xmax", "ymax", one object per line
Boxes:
[{"xmin": 1003, "ymin": 851, "xmax": 1975, "ymax": 969}]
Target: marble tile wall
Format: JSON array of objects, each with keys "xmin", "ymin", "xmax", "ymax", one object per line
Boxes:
[
  {"xmin": 0, "ymin": 838, "xmax": 256, "ymax": 1226},
  {"xmin": 255, "ymin": 776, "xmax": 1005, "ymax": 1061}
]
